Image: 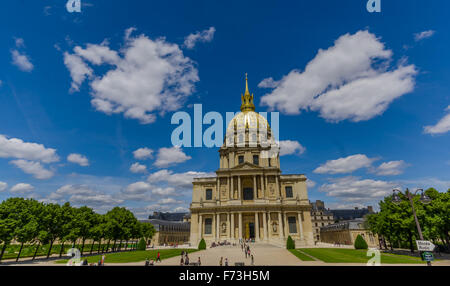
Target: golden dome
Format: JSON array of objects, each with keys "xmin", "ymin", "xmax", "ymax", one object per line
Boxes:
[{"xmin": 223, "ymin": 74, "xmax": 274, "ymax": 148}]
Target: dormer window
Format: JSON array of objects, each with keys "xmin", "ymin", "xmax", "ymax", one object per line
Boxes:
[{"xmin": 238, "ymin": 155, "xmax": 244, "ymax": 164}]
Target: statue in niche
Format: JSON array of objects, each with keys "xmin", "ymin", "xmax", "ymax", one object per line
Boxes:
[
  {"xmin": 272, "ymin": 221, "xmax": 278, "ymax": 233},
  {"xmin": 269, "ymin": 184, "xmax": 275, "ymax": 196},
  {"xmin": 221, "ymin": 222, "xmax": 227, "ymax": 234}
]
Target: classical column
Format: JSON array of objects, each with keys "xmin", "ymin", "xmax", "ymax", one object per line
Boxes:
[
  {"xmin": 231, "ymin": 212, "xmax": 235, "ymax": 239},
  {"xmin": 228, "ymin": 213, "xmax": 231, "ymax": 239},
  {"xmin": 238, "ymin": 212, "xmax": 243, "ymax": 239},
  {"xmin": 284, "ymin": 211, "xmax": 289, "ymax": 237},
  {"xmin": 275, "ymin": 175, "xmax": 280, "ymax": 198},
  {"xmin": 228, "ymin": 177, "xmax": 233, "ymax": 200},
  {"xmin": 238, "ymin": 176, "xmax": 241, "ymax": 199},
  {"xmin": 230, "ymin": 176, "xmax": 234, "ymax": 199},
  {"xmin": 198, "ymin": 214, "xmax": 203, "ymax": 240},
  {"xmin": 263, "ymin": 211, "xmax": 268, "ymax": 241},
  {"xmin": 217, "ymin": 178, "xmax": 220, "ymax": 201},
  {"xmin": 216, "ymin": 213, "xmax": 220, "ymax": 240},
  {"xmin": 264, "ymin": 175, "xmax": 268, "ymax": 198},
  {"xmin": 278, "ymin": 212, "xmax": 284, "ymax": 239},
  {"xmin": 255, "ymin": 212, "xmax": 260, "ymax": 241},
  {"xmin": 298, "ymin": 212, "xmax": 304, "ymax": 240},
  {"xmin": 253, "ymin": 175, "xmax": 257, "ymax": 199}
]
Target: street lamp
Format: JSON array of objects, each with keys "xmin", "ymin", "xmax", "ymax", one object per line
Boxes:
[{"xmin": 392, "ymin": 188, "xmax": 432, "ymax": 266}]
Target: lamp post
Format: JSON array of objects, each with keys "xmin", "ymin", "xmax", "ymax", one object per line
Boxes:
[{"xmin": 392, "ymin": 188, "xmax": 432, "ymax": 266}]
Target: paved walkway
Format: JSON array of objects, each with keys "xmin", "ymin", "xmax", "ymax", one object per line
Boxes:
[{"xmin": 3, "ymin": 243, "xmax": 450, "ymax": 266}]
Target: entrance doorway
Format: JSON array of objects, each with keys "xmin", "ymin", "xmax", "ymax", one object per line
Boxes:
[{"xmin": 245, "ymin": 222, "xmax": 255, "ymax": 239}]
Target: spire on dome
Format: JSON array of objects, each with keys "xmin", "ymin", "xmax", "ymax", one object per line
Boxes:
[{"xmin": 241, "ymin": 73, "xmax": 255, "ymax": 112}]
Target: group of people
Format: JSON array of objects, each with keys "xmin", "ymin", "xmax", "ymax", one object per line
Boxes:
[
  {"xmin": 179, "ymin": 250, "xmax": 202, "ymax": 266},
  {"xmin": 239, "ymin": 239, "xmax": 254, "ymax": 265},
  {"xmin": 144, "ymin": 251, "xmax": 161, "ymax": 266},
  {"xmin": 219, "ymin": 257, "xmax": 229, "ymax": 266}
]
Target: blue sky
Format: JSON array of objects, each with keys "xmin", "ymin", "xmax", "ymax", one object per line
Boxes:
[{"xmin": 0, "ymin": 0, "xmax": 449, "ymax": 217}]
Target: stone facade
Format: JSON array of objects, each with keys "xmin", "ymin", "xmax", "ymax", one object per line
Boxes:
[
  {"xmin": 320, "ymin": 218, "xmax": 378, "ymax": 247},
  {"xmin": 189, "ymin": 76, "xmax": 314, "ymax": 248}
]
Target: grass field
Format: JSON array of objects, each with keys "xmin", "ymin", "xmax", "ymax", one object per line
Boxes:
[
  {"xmin": 56, "ymin": 248, "xmax": 199, "ymax": 264},
  {"xmin": 1, "ymin": 243, "xmax": 127, "ymax": 261},
  {"xmin": 298, "ymin": 248, "xmax": 425, "ymax": 264},
  {"xmin": 288, "ymin": 249, "xmax": 316, "ymax": 261}
]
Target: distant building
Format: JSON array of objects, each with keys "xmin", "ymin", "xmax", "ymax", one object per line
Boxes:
[
  {"xmin": 331, "ymin": 206, "xmax": 374, "ymax": 221},
  {"xmin": 148, "ymin": 211, "xmax": 188, "ymax": 221},
  {"xmin": 319, "ymin": 218, "xmax": 378, "ymax": 247},
  {"xmin": 310, "ymin": 200, "xmax": 334, "ymax": 242},
  {"xmin": 141, "ymin": 219, "xmax": 190, "ymax": 246}
]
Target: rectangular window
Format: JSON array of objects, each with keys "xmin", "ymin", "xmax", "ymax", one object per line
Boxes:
[
  {"xmin": 253, "ymin": 155, "xmax": 259, "ymax": 165},
  {"xmin": 238, "ymin": 155, "xmax": 244, "ymax": 164},
  {"xmin": 204, "ymin": 218, "xmax": 212, "ymax": 234},
  {"xmin": 205, "ymin": 189, "xmax": 212, "ymax": 200},
  {"xmin": 288, "ymin": 217, "xmax": 297, "ymax": 233},
  {"xmin": 285, "ymin": 186, "xmax": 293, "ymax": 198}
]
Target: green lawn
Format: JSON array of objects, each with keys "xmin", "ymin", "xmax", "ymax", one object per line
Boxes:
[
  {"xmin": 56, "ymin": 248, "xmax": 199, "ymax": 264},
  {"xmin": 298, "ymin": 248, "xmax": 426, "ymax": 264},
  {"xmin": 1, "ymin": 243, "xmax": 120, "ymax": 261},
  {"xmin": 288, "ymin": 249, "xmax": 316, "ymax": 261}
]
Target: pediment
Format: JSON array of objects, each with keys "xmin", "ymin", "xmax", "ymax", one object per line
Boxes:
[{"xmin": 231, "ymin": 162, "xmax": 263, "ymax": 170}]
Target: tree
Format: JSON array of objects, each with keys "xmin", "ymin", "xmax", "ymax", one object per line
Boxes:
[
  {"xmin": 0, "ymin": 198, "xmax": 26, "ymax": 262},
  {"xmin": 105, "ymin": 207, "xmax": 139, "ymax": 252},
  {"xmin": 11, "ymin": 199, "xmax": 40, "ymax": 262},
  {"xmin": 354, "ymin": 234, "xmax": 368, "ymax": 249},
  {"xmin": 141, "ymin": 222, "xmax": 156, "ymax": 246},
  {"xmin": 137, "ymin": 238, "xmax": 147, "ymax": 251},
  {"xmin": 198, "ymin": 238, "xmax": 206, "ymax": 250},
  {"xmin": 286, "ymin": 235, "xmax": 295, "ymax": 249},
  {"xmin": 73, "ymin": 206, "xmax": 96, "ymax": 255}
]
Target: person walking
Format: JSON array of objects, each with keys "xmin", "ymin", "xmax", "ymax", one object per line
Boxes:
[
  {"xmin": 180, "ymin": 257, "xmax": 184, "ymax": 265},
  {"xmin": 219, "ymin": 257, "xmax": 223, "ymax": 266},
  {"xmin": 197, "ymin": 257, "xmax": 201, "ymax": 266},
  {"xmin": 251, "ymin": 255, "xmax": 254, "ymax": 266},
  {"xmin": 156, "ymin": 251, "xmax": 161, "ymax": 263},
  {"xmin": 185, "ymin": 254, "xmax": 190, "ymax": 265},
  {"xmin": 224, "ymin": 258, "xmax": 228, "ymax": 266}
]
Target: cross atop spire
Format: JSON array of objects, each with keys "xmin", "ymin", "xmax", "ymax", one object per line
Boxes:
[{"xmin": 241, "ymin": 73, "xmax": 255, "ymax": 112}]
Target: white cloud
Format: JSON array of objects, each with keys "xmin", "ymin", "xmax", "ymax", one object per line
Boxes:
[
  {"xmin": 319, "ymin": 176, "xmax": 397, "ymax": 203},
  {"xmin": 11, "ymin": 49, "xmax": 34, "ymax": 72},
  {"xmin": 414, "ymin": 30, "xmax": 435, "ymax": 41},
  {"xmin": 184, "ymin": 27, "xmax": 216, "ymax": 49},
  {"xmin": 64, "ymin": 29, "xmax": 199, "ymax": 124},
  {"xmin": 10, "ymin": 159, "xmax": 54, "ymax": 180},
  {"xmin": 314, "ymin": 154, "xmax": 377, "ymax": 174},
  {"xmin": 130, "ymin": 162, "xmax": 147, "ymax": 173},
  {"xmin": 133, "ymin": 147, "xmax": 154, "ymax": 160},
  {"xmin": 67, "ymin": 153, "xmax": 89, "ymax": 166},
  {"xmin": 121, "ymin": 181, "xmax": 175, "ymax": 201},
  {"xmin": 258, "ymin": 77, "xmax": 280, "ymax": 88},
  {"xmin": 48, "ymin": 184, "xmax": 123, "ymax": 207},
  {"xmin": 63, "ymin": 52, "xmax": 93, "ymax": 92},
  {"xmin": 306, "ymin": 179, "xmax": 316, "ymax": 188},
  {"xmin": 0, "ymin": 134, "xmax": 59, "ymax": 163},
  {"xmin": 279, "ymin": 140, "xmax": 306, "ymax": 156},
  {"xmin": 260, "ymin": 30, "xmax": 417, "ymax": 122},
  {"xmin": 154, "ymin": 146, "xmax": 191, "ymax": 168},
  {"xmin": 0, "ymin": 182, "xmax": 7, "ymax": 192},
  {"xmin": 373, "ymin": 160, "xmax": 408, "ymax": 176},
  {"xmin": 10, "ymin": 183, "xmax": 34, "ymax": 194},
  {"xmin": 147, "ymin": 169, "xmax": 214, "ymax": 189},
  {"xmin": 424, "ymin": 106, "xmax": 450, "ymax": 135}
]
